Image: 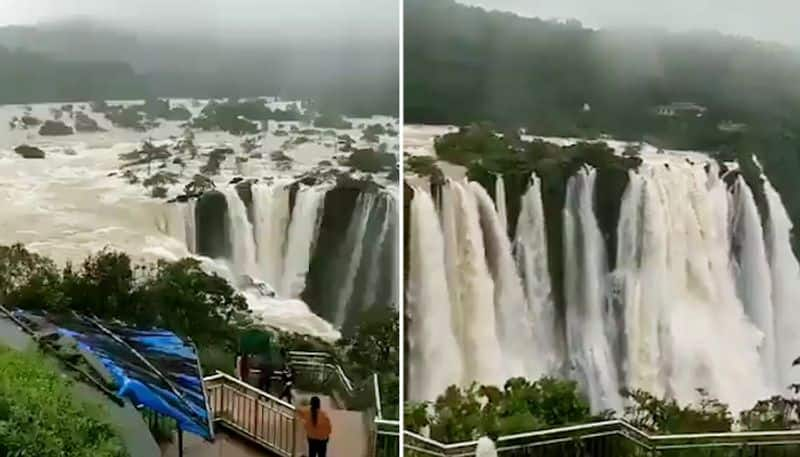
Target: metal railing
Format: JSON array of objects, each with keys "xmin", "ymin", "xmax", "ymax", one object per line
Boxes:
[
  {"xmin": 287, "ymin": 350, "xmax": 400, "ymax": 457},
  {"xmin": 404, "ymin": 420, "xmax": 800, "ymax": 457},
  {"xmin": 205, "ymin": 371, "xmax": 297, "ymax": 457}
]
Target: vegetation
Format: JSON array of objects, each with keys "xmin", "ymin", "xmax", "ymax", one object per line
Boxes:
[
  {"xmin": 406, "ymin": 0, "xmax": 800, "ymax": 252},
  {"xmin": 406, "ymin": 377, "xmax": 800, "ymax": 444},
  {"xmin": 0, "ymin": 244, "xmax": 248, "ymax": 349},
  {"xmin": 0, "ymin": 346, "xmax": 128, "ymax": 456}
]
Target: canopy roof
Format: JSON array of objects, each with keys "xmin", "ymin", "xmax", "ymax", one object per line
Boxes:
[{"xmin": 12, "ymin": 309, "xmax": 214, "ymax": 440}]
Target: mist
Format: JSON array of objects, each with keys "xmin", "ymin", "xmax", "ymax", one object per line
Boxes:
[
  {"xmin": 457, "ymin": 0, "xmax": 800, "ymax": 48},
  {"xmin": 0, "ymin": 0, "xmax": 398, "ymax": 44},
  {"xmin": 0, "ymin": 0, "xmax": 399, "ymax": 115}
]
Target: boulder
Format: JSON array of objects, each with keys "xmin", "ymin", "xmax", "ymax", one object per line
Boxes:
[
  {"xmin": 14, "ymin": 145, "xmax": 45, "ymax": 159},
  {"xmin": 38, "ymin": 120, "xmax": 74, "ymax": 136},
  {"xmin": 74, "ymin": 112, "xmax": 104, "ymax": 132}
]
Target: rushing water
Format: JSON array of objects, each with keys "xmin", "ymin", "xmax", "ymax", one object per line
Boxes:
[
  {"xmin": 0, "ymin": 100, "xmax": 398, "ymax": 342},
  {"xmin": 407, "ymin": 150, "xmax": 797, "ymax": 413}
]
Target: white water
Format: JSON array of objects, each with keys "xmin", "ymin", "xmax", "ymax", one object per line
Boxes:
[
  {"xmin": 221, "ymin": 186, "xmax": 259, "ymax": 280},
  {"xmin": 563, "ymin": 166, "xmax": 622, "ymax": 412},
  {"xmin": 514, "ymin": 173, "xmax": 561, "ymax": 377},
  {"xmin": 406, "ymin": 187, "xmax": 464, "ymax": 402},
  {"xmin": 731, "ymin": 176, "xmax": 777, "ymax": 389},
  {"xmin": 765, "ymin": 181, "xmax": 800, "ymax": 388},
  {"xmin": 472, "ymin": 182, "xmax": 537, "ymax": 379},
  {"xmin": 333, "ymin": 192, "xmax": 378, "ymax": 327},
  {"xmin": 361, "ymin": 194, "xmax": 397, "ymax": 310},
  {"xmin": 495, "ymin": 175, "xmax": 508, "ymax": 234},
  {"xmin": 280, "ymin": 185, "xmax": 327, "ymax": 298},
  {"xmin": 444, "ymin": 180, "xmax": 505, "ymax": 387},
  {"xmin": 611, "ymin": 159, "xmax": 770, "ymax": 412},
  {"xmin": 252, "ymin": 182, "xmax": 291, "ymax": 289}
]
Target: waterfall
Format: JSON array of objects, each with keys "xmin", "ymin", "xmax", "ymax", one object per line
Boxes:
[
  {"xmin": 184, "ymin": 199, "xmax": 197, "ymax": 254},
  {"xmin": 495, "ymin": 175, "xmax": 507, "ymax": 234},
  {"xmin": 514, "ymin": 173, "xmax": 560, "ymax": 377},
  {"xmin": 612, "ymin": 160, "xmax": 768, "ymax": 411},
  {"xmin": 563, "ymin": 166, "xmax": 622, "ymax": 412},
  {"xmin": 731, "ymin": 176, "xmax": 777, "ymax": 388},
  {"xmin": 280, "ymin": 185, "xmax": 327, "ymax": 298},
  {"xmin": 764, "ymin": 181, "xmax": 800, "ymax": 388},
  {"xmin": 333, "ymin": 192, "xmax": 378, "ymax": 327},
  {"xmin": 444, "ymin": 180, "xmax": 505, "ymax": 387},
  {"xmin": 471, "ymin": 181, "xmax": 536, "ymax": 379},
  {"xmin": 252, "ymin": 182, "xmax": 291, "ymax": 289},
  {"xmin": 407, "ymin": 151, "xmax": 799, "ymax": 410},
  {"xmin": 407, "ymin": 187, "xmax": 463, "ymax": 401},
  {"xmin": 221, "ymin": 186, "xmax": 258, "ymax": 280},
  {"xmin": 361, "ymin": 194, "xmax": 397, "ymax": 310}
]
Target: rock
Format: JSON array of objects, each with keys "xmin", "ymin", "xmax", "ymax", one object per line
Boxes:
[
  {"xmin": 184, "ymin": 174, "xmax": 216, "ymax": 195},
  {"xmin": 21, "ymin": 115, "xmax": 42, "ymax": 127},
  {"xmin": 14, "ymin": 145, "xmax": 45, "ymax": 159},
  {"xmin": 38, "ymin": 120, "xmax": 74, "ymax": 136},
  {"xmin": 195, "ymin": 190, "xmax": 231, "ymax": 259},
  {"xmin": 74, "ymin": 112, "xmax": 104, "ymax": 132},
  {"xmin": 347, "ymin": 148, "xmax": 396, "ymax": 172},
  {"xmin": 271, "ymin": 150, "xmax": 293, "ymax": 162},
  {"xmin": 229, "ymin": 177, "xmax": 244, "ymax": 185},
  {"xmin": 318, "ymin": 160, "xmax": 333, "ymax": 167},
  {"xmin": 150, "ymin": 186, "xmax": 168, "ymax": 199}
]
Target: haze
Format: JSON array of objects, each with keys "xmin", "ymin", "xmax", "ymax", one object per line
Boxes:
[
  {"xmin": 0, "ymin": 0, "xmax": 398, "ymax": 44},
  {"xmin": 458, "ymin": 0, "xmax": 800, "ymax": 47}
]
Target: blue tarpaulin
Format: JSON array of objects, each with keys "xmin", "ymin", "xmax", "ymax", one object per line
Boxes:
[{"xmin": 12, "ymin": 310, "xmax": 214, "ymax": 440}]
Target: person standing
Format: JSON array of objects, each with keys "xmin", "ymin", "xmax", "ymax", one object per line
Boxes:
[{"xmin": 297, "ymin": 396, "xmax": 331, "ymax": 457}]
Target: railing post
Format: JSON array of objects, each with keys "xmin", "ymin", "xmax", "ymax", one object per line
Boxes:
[{"xmin": 292, "ymin": 414, "xmax": 298, "ymax": 457}]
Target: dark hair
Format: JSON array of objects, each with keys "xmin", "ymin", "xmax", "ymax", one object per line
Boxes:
[{"xmin": 310, "ymin": 396, "xmax": 321, "ymax": 426}]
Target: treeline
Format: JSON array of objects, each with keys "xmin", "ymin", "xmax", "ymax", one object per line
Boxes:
[
  {"xmin": 0, "ymin": 24, "xmax": 397, "ymax": 116},
  {"xmin": 405, "ymin": 0, "xmax": 800, "ymax": 247}
]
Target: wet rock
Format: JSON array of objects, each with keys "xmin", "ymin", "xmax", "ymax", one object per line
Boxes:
[
  {"xmin": 195, "ymin": 190, "xmax": 231, "ymax": 259},
  {"xmin": 74, "ymin": 112, "xmax": 104, "ymax": 132},
  {"xmin": 347, "ymin": 148, "xmax": 396, "ymax": 172},
  {"xmin": 38, "ymin": 120, "xmax": 74, "ymax": 136},
  {"xmin": 14, "ymin": 145, "xmax": 45, "ymax": 159},
  {"xmin": 21, "ymin": 115, "xmax": 42, "ymax": 127}
]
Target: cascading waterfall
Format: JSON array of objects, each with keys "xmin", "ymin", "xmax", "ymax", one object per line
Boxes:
[
  {"xmin": 731, "ymin": 176, "xmax": 777, "ymax": 388},
  {"xmin": 183, "ymin": 199, "xmax": 197, "ymax": 254},
  {"xmin": 514, "ymin": 173, "xmax": 560, "ymax": 377},
  {"xmin": 764, "ymin": 181, "xmax": 800, "ymax": 388},
  {"xmin": 563, "ymin": 166, "xmax": 622, "ymax": 412},
  {"xmin": 333, "ymin": 192, "xmax": 378, "ymax": 327},
  {"xmin": 406, "ymin": 186, "xmax": 464, "ymax": 401},
  {"xmin": 280, "ymin": 185, "xmax": 327, "ymax": 298},
  {"xmin": 443, "ymin": 180, "xmax": 506, "ymax": 387},
  {"xmin": 472, "ymin": 182, "xmax": 537, "ymax": 379},
  {"xmin": 407, "ymin": 152, "xmax": 798, "ymax": 412},
  {"xmin": 495, "ymin": 174, "xmax": 508, "ymax": 234},
  {"xmin": 221, "ymin": 186, "xmax": 259, "ymax": 280},
  {"xmin": 252, "ymin": 182, "xmax": 291, "ymax": 289},
  {"xmin": 361, "ymin": 194, "xmax": 397, "ymax": 310}
]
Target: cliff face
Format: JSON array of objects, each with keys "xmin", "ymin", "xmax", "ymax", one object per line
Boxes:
[{"xmin": 195, "ymin": 190, "xmax": 230, "ymax": 260}]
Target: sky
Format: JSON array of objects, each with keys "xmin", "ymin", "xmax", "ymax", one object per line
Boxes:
[
  {"xmin": 0, "ymin": 0, "xmax": 398, "ymax": 43},
  {"xmin": 458, "ymin": 0, "xmax": 800, "ymax": 47}
]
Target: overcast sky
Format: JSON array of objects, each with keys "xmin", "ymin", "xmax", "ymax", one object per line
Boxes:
[
  {"xmin": 458, "ymin": 0, "xmax": 800, "ymax": 47},
  {"xmin": 0, "ymin": 0, "xmax": 398, "ymax": 43}
]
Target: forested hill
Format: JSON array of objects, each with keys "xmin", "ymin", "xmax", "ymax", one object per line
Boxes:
[
  {"xmin": 0, "ymin": 20, "xmax": 398, "ymax": 116},
  {"xmin": 405, "ymin": 0, "xmax": 800, "ymax": 136},
  {"xmin": 406, "ymin": 0, "xmax": 800, "ymax": 245}
]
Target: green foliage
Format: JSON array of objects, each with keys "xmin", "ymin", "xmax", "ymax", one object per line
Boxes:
[
  {"xmin": 348, "ymin": 148, "xmax": 397, "ymax": 172},
  {"xmin": 193, "ymin": 100, "xmax": 300, "ymax": 134},
  {"xmin": 404, "ymin": 154, "xmax": 444, "ymax": 182},
  {"xmin": 1, "ymin": 245, "xmax": 249, "ymax": 350},
  {"xmin": 0, "ymin": 346, "xmax": 128, "ymax": 456},
  {"xmin": 405, "ymin": 377, "xmax": 595, "ymax": 443},
  {"xmin": 623, "ymin": 389, "xmax": 733, "ymax": 434}
]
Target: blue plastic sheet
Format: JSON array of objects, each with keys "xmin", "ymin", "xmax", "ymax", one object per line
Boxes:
[{"xmin": 13, "ymin": 310, "xmax": 213, "ymax": 440}]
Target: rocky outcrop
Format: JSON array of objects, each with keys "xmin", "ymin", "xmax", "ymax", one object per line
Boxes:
[
  {"xmin": 347, "ymin": 148, "xmax": 396, "ymax": 172},
  {"xmin": 74, "ymin": 112, "xmax": 104, "ymax": 132},
  {"xmin": 14, "ymin": 145, "xmax": 45, "ymax": 159},
  {"xmin": 38, "ymin": 120, "xmax": 74, "ymax": 136},
  {"xmin": 195, "ymin": 190, "xmax": 231, "ymax": 259}
]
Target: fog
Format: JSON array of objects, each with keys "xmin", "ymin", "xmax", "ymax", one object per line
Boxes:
[
  {"xmin": 458, "ymin": 0, "xmax": 800, "ymax": 47},
  {"xmin": 0, "ymin": 0, "xmax": 397, "ymax": 44}
]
